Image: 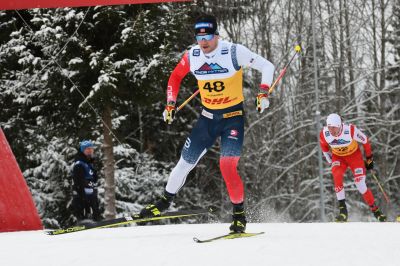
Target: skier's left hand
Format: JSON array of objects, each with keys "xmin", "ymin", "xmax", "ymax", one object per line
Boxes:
[
  {"xmin": 365, "ymin": 156, "xmax": 374, "ymax": 170},
  {"xmin": 256, "ymin": 84, "xmax": 270, "ymax": 113},
  {"xmin": 256, "ymin": 93, "xmax": 269, "ymax": 113}
]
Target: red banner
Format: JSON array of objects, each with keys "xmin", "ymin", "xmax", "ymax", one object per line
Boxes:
[
  {"xmin": 0, "ymin": 128, "xmax": 43, "ymax": 232},
  {"xmin": 0, "ymin": 0, "xmax": 190, "ymax": 10}
]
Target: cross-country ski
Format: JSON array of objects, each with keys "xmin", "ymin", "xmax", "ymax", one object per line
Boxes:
[{"xmin": 193, "ymin": 231, "xmax": 265, "ymax": 243}]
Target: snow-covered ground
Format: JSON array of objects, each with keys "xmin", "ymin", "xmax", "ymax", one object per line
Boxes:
[{"xmin": 1, "ymin": 222, "xmax": 399, "ymax": 266}]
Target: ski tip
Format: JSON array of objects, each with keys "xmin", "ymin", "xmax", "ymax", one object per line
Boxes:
[
  {"xmin": 192, "ymin": 237, "xmax": 209, "ymax": 243},
  {"xmin": 193, "ymin": 231, "xmax": 265, "ymax": 243}
]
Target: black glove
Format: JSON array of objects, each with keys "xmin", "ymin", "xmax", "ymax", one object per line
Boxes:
[{"xmin": 365, "ymin": 156, "xmax": 374, "ymax": 170}]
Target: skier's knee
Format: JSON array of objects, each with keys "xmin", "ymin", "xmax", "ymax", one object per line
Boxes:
[
  {"xmin": 175, "ymin": 156, "xmax": 197, "ymax": 173},
  {"xmin": 354, "ymin": 175, "xmax": 367, "ymax": 194},
  {"xmin": 166, "ymin": 156, "xmax": 197, "ymax": 194}
]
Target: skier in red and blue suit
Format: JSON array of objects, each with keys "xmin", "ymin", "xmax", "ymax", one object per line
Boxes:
[{"xmin": 140, "ymin": 14, "xmax": 275, "ymax": 233}]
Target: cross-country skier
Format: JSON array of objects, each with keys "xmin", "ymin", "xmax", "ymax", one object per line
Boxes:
[
  {"xmin": 319, "ymin": 113, "xmax": 386, "ymax": 222},
  {"xmin": 139, "ymin": 14, "xmax": 275, "ymax": 233}
]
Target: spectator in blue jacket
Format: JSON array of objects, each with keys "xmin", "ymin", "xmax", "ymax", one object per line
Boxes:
[{"xmin": 71, "ymin": 140, "xmax": 101, "ymax": 221}]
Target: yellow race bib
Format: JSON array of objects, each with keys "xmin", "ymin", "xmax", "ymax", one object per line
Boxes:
[
  {"xmin": 331, "ymin": 139, "xmax": 359, "ymax": 156},
  {"xmin": 198, "ymin": 69, "xmax": 244, "ymax": 109}
]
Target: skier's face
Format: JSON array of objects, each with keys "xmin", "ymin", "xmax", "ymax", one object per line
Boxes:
[
  {"xmin": 83, "ymin": 147, "xmax": 94, "ymax": 158},
  {"xmin": 196, "ymin": 34, "xmax": 219, "ymax": 54},
  {"xmin": 328, "ymin": 126, "xmax": 341, "ymax": 137}
]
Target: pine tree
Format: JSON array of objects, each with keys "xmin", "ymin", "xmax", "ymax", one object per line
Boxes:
[{"xmin": 0, "ymin": 3, "xmax": 207, "ymax": 227}]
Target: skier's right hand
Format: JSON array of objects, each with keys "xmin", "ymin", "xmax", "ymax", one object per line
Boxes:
[{"xmin": 163, "ymin": 101, "xmax": 176, "ymax": 124}]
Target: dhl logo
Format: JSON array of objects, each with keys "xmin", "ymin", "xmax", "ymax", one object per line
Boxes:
[{"xmin": 203, "ymin": 96, "xmax": 237, "ymax": 105}]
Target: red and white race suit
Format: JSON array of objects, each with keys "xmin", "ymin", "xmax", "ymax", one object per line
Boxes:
[{"xmin": 319, "ymin": 123, "xmax": 375, "ymax": 205}]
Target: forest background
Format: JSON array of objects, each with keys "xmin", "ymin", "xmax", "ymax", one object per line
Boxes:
[{"xmin": 0, "ymin": 0, "xmax": 399, "ymax": 227}]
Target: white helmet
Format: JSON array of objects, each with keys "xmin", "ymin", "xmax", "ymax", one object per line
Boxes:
[{"xmin": 326, "ymin": 113, "xmax": 342, "ymax": 128}]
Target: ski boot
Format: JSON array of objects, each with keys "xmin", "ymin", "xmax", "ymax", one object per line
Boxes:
[
  {"xmin": 371, "ymin": 205, "xmax": 387, "ymax": 222},
  {"xmin": 139, "ymin": 191, "xmax": 175, "ymax": 218},
  {"xmin": 335, "ymin": 199, "xmax": 348, "ymax": 222},
  {"xmin": 229, "ymin": 203, "xmax": 247, "ymax": 233}
]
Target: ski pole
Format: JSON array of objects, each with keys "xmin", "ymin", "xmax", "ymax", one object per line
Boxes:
[
  {"xmin": 176, "ymin": 89, "xmax": 200, "ymax": 112},
  {"xmin": 268, "ymin": 45, "xmax": 301, "ymax": 94},
  {"xmin": 371, "ymin": 170, "xmax": 390, "ymax": 204}
]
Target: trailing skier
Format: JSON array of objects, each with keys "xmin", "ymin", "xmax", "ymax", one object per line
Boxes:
[
  {"xmin": 139, "ymin": 14, "xmax": 275, "ymax": 233},
  {"xmin": 319, "ymin": 113, "xmax": 386, "ymax": 222}
]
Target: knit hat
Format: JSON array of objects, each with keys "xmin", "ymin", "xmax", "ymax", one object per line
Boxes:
[{"xmin": 326, "ymin": 113, "xmax": 342, "ymax": 127}]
